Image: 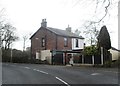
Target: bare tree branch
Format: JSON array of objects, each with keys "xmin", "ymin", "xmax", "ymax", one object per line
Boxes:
[
  {"xmin": 94, "ymin": 0, "xmax": 110, "ymax": 23},
  {"xmin": 2, "ymin": 24, "xmax": 19, "ymax": 49},
  {"xmin": 81, "ymin": 0, "xmax": 115, "ymax": 45}
]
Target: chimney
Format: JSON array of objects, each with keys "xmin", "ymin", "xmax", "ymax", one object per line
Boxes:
[
  {"xmin": 41, "ymin": 19, "xmax": 47, "ymax": 27},
  {"xmin": 66, "ymin": 25, "xmax": 71, "ymax": 32}
]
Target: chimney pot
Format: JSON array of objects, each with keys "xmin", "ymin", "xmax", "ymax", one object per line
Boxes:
[
  {"xmin": 41, "ymin": 19, "xmax": 47, "ymax": 27},
  {"xmin": 66, "ymin": 25, "xmax": 71, "ymax": 32}
]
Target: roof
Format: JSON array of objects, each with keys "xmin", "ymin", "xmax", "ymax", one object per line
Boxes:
[
  {"xmin": 46, "ymin": 27, "xmax": 84, "ymax": 39},
  {"xmin": 30, "ymin": 27, "xmax": 84, "ymax": 39},
  {"xmin": 111, "ymin": 47, "xmax": 120, "ymax": 52}
]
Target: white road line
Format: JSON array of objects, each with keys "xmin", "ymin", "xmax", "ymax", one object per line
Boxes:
[
  {"xmin": 33, "ymin": 69, "xmax": 48, "ymax": 74},
  {"xmin": 55, "ymin": 76, "xmax": 70, "ymax": 86},
  {"xmin": 91, "ymin": 73, "xmax": 101, "ymax": 75},
  {"xmin": 36, "ymin": 69, "xmax": 40, "ymax": 72},
  {"xmin": 39, "ymin": 70, "xmax": 48, "ymax": 74},
  {"xmin": 33, "ymin": 69, "xmax": 37, "ymax": 71},
  {"xmin": 24, "ymin": 67, "xmax": 30, "ymax": 69}
]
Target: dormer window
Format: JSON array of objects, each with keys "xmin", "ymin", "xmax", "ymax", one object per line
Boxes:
[{"xmin": 76, "ymin": 39, "xmax": 79, "ymax": 47}]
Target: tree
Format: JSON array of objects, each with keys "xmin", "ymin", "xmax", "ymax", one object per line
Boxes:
[
  {"xmin": 1, "ymin": 24, "xmax": 19, "ymax": 49},
  {"xmin": 77, "ymin": 0, "xmax": 118, "ymax": 45},
  {"xmin": 22, "ymin": 33, "xmax": 32, "ymax": 51},
  {"xmin": 84, "ymin": 45, "xmax": 99, "ymax": 56},
  {"xmin": 0, "ymin": 8, "xmax": 6, "ymax": 61},
  {"xmin": 23, "ymin": 36, "xmax": 28, "ymax": 51},
  {"xmin": 97, "ymin": 25, "xmax": 111, "ymax": 65},
  {"xmin": 0, "ymin": 8, "xmax": 19, "ymax": 50},
  {"xmin": 74, "ymin": 29, "xmax": 81, "ymax": 36},
  {"xmin": 78, "ymin": 0, "xmax": 117, "ymax": 24},
  {"xmin": 97, "ymin": 25, "xmax": 111, "ymax": 50},
  {"xmin": 83, "ymin": 23, "xmax": 99, "ymax": 45}
]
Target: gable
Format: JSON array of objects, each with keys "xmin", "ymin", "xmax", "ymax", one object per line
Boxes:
[{"xmin": 30, "ymin": 27, "xmax": 41, "ymax": 39}]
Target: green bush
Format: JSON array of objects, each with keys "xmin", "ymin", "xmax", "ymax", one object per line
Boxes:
[
  {"xmin": 84, "ymin": 45, "xmax": 99, "ymax": 56},
  {"xmin": 2, "ymin": 48, "xmax": 30, "ymax": 63}
]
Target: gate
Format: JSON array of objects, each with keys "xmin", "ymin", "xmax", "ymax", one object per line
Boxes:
[{"xmin": 52, "ymin": 52, "xmax": 63, "ymax": 65}]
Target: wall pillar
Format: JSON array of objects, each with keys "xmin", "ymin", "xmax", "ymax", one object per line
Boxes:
[
  {"xmin": 92, "ymin": 55, "xmax": 94, "ymax": 65},
  {"xmin": 101, "ymin": 47, "xmax": 104, "ymax": 65}
]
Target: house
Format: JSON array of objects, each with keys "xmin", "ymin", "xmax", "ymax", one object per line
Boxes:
[
  {"xmin": 109, "ymin": 47, "xmax": 120, "ymax": 61},
  {"xmin": 30, "ymin": 19, "xmax": 84, "ymax": 64}
]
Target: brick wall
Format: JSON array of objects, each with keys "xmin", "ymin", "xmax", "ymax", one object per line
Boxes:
[
  {"xmin": 31, "ymin": 27, "xmax": 72, "ymax": 58},
  {"xmin": 57, "ymin": 36, "xmax": 72, "ymax": 50},
  {"xmin": 46, "ymin": 29, "xmax": 57, "ymax": 50}
]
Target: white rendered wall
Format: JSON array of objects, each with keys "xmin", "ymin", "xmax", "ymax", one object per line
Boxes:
[{"xmin": 72, "ymin": 38, "xmax": 84, "ymax": 50}]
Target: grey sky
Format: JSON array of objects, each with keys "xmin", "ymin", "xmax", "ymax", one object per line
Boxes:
[{"xmin": 0, "ymin": 0, "xmax": 118, "ymax": 50}]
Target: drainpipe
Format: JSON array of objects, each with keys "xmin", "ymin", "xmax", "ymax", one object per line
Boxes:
[{"xmin": 55, "ymin": 35, "xmax": 58, "ymax": 50}]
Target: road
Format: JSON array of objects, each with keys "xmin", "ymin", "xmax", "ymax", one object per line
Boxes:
[{"xmin": 2, "ymin": 63, "xmax": 119, "ymax": 85}]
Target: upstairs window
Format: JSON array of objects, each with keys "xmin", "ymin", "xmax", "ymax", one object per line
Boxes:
[
  {"xmin": 76, "ymin": 39, "xmax": 79, "ymax": 47},
  {"xmin": 64, "ymin": 38, "xmax": 68, "ymax": 47},
  {"xmin": 42, "ymin": 38, "xmax": 45, "ymax": 47}
]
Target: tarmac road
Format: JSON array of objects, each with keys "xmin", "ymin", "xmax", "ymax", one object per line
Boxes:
[{"xmin": 2, "ymin": 63, "xmax": 119, "ymax": 85}]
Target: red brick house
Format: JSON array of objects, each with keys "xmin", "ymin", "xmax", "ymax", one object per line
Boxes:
[{"xmin": 30, "ymin": 19, "xmax": 84, "ymax": 64}]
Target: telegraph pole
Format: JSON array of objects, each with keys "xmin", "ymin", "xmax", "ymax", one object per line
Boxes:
[
  {"xmin": 0, "ymin": 26, "xmax": 2, "ymax": 86},
  {"xmin": 0, "ymin": 28, "xmax": 2, "ymax": 62},
  {"xmin": 23, "ymin": 36, "xmax": 27, "ymax": 51}
]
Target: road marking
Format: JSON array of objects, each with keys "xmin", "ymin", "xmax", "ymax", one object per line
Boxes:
[
  {"xmin": 55, "ymin": 76, "xmax": 70, "ymax": 86},
  {"xmin": 91, "ymin": 73, "xmax": 101, "ymax": 75},
  {"xmin": 24, "ymin": 67, "xmax": 30, "ymax": 69},
  {"xmin": 33, "ymin": 69, "xmax": 37, "ymax": 71},
  {"xmin": 33, "ymin": 69, "xmax": 48, "ymax": 74},
  {"xmin": 36, "ymin": 69, "xmax": 40, "ymax": 72},
  {"xmin": 39, "ymin": 71, "xmax": 49, "ymax": 74}
]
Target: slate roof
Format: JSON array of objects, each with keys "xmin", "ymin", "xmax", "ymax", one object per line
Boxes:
[
  {"xmin": 46, "ymin": 27, "xmax": 84, "ymax": 39},
  {"xmin": 111, "ymin": 47, "xmax": 120, "ymax": 52},
  {"xmin": 30, "ymin": 27, "xmax": 84, "ymax": 39}
]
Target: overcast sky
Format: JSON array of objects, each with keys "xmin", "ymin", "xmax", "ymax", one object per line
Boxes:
[{"xmin": 0, "ymin": 0, "xmax": 118, "ymax": 50}]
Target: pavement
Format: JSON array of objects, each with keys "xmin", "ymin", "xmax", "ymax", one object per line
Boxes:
[{"xmin": 2, "ymin": 63, "xmax": 119, "ymax": 85}]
